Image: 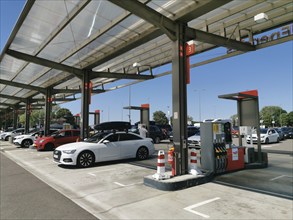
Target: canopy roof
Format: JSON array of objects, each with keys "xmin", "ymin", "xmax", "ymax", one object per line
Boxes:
[{"xmin": 1, "ymin": 0, "xmax": 292, "ymax": 111}]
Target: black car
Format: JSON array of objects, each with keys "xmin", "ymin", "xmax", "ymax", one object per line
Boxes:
[
  {"xmin": 148, "ymin": 125, "xmax": 164, "ymax": 144},
  {"xmin": 129, "ymin": 124, "xmax": 164, "ymax": 144},
  {"xmin": 281, "ymin": 127, "xmax": 293, "ymax": 139},
  {"xmin": 187, "ymin": 126, "xmax": 200, "ymax": 137},
  {"xmin": 285, "ymin": 127, "xmax": 293, "ymax": 139},
  {"xmin": 156, "ymin": 124, "xmax": 172, "ymax": 139},
  {"xmin": 168, "ymin": 126, "xmax": 200, "ymax": 142},
  {"xmin": 94, "ymin": 121, "xmax": 131, "ymax": 131},
  {"xmin": 276, "ymin": 128, "xmax": 285, "ymax": 140}
]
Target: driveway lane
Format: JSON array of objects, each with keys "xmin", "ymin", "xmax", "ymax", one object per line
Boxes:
[{"xmin": 0, "ymin": 152, "xmax": 97, "ymax": 220}]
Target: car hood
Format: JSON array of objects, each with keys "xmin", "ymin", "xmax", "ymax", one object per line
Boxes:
[
  {"xmin": 56, "ymin": 142, "xmax": 97, "ymax": 150},
  {"xmin": 188, "ymin": 135, "xmax": 200, "ymax": 141}
]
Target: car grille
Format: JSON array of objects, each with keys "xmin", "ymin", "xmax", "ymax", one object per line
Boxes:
[
  {"xmin": 188, "ymin": 140, "xmax": 200, "ymax": 145},
  {"xmin": 53, "ymin": 150, "xmax": 61, "ymax": 162}
]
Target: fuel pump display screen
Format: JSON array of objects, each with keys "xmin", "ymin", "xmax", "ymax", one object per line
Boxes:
[{"xmin": 224, "ymin": 122, "xmax": 232, "ymax": 143}]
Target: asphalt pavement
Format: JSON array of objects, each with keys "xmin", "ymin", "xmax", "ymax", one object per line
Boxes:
[
  {"xmin": 0, "ymin": 152, "xmax": 97, "ymax": 220},
  {"xmin": 1, "ymin": 139, "xmax": 292, "ymax": 219}
]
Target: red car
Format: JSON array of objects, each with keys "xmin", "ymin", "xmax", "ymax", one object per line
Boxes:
[{"xmin": 34, "ymin": 129, "xmax": 80, "ymax": 151}]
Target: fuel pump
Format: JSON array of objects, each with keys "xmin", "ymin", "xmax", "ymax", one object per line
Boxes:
[{"xmin": 201, "ymin": 122, "xmax": 228, "ymax": 174}]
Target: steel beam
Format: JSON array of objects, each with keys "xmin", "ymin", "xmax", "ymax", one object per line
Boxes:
[
  {"xmin": 88, "ymin": 71, "xmax": 154, "ymax": 81},
  {"xmin": 86, "ymin": 0, "xmax": 232, "ymax": 69},
  {"xmin": 0, "ymin": 79, "xmax": 46, "ymax": 94},
  {"xmin": 108, "ymin": 0, "xmax": 176, "ymax": 40},
  {"xmin": 6, "ymin": 49, "xmax": 84, "ymax": 78},
  {"xmin": 0, "ymin": 94, "xmax": 26, "ymax": 102},
  {"xmin": 6, "ymin": 49, "xmax": 154, "ymax": 82},
  {"xmin": 185, "ymin": 27, "xmax": 256, "ymax": 52},
  {"xmin": 86, "ymin": 28, "xmax": 162, "ymax": 69},
  {"xmin": 0, "ymin": 0, "xmax": 35, "ymax": 60}
]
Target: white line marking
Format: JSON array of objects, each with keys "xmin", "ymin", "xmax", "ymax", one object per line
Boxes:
[
  {"xmin": 88, "ymin": 168, "xmax": 116, "ymax": 176},
  {"xmin": 0, "ymin": 147, "xmax": 4, "ymax": 150},
  {"xmin": 114, "ymin": 181, "xmax": 143, "ymax": 187},
  {"xmin": 114, "ymin": 182, "xmax": 125, "ymax": 187},
  {"xmin": 270, "ymin": 175, "xmax": 292, "ymax": 181},
  {"xmin": 184, "ymin": 197, "xmax": 220, "ymax": 218}
]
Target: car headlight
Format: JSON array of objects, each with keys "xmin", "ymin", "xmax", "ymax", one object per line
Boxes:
[{"xmin": 62, "ymin": 150, "xmax": 76, "ymax": 154}]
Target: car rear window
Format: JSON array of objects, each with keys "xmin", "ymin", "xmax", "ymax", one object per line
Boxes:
[{"xmin": 119, "ymin": 133, "xmax": 142, "ymax": 141}]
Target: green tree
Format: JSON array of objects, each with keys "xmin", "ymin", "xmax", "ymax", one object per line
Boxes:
[
  {"xmin": 53, "ymin": 108, "xmax": 75, "ymax": 125},
  {"xmin": 280, "ymin": 113, "xmax": 289, "ymax": 127},
  {"xmin": 260, "ymin": 106, "xmax": 286, "ymax": 127},
  {"xmin": 153, "ymin": 111, "xmax": 168, "ymax": 125},
  {"xmin": 287, "ymin": 111, "xmax": 293, "ymax": 126},
  {"xmin": 19, "ymin": 109, "xmax": 45, "ymax": 128}
]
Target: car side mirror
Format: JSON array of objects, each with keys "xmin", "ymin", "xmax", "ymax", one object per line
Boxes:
[{"xmin": 103, "ymin": 140, "xmax": 110, "ymax": 144}]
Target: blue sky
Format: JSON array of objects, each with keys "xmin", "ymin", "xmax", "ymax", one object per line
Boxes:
[{"xmin": 1, "ymin": 0, "xmax": 292, "ymax": 125}]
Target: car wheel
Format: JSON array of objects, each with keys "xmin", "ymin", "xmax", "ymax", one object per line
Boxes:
[
  {"xmin": 77, "ymin": 151, "xmax": 95, "ymax": 168},
  {"xmin": 265, "ymin": 138, "xmax": 269, "ymax": 144},
  {"xmin": 136, "ymin": 146, "xmax": 149, "ymax": 160},
  {"xmin": 5, "ymin": 136, "xmax": 10, "ymax": 141},
  {"xmin": 22, "ymin": 139, "xmax": 32, "ymax": 148},
  {"xmin": 155, "ymin": 137, "xmax": 160, "ymax": 144},
  {"xmin": 44, "ymin": 143, "xmax": 54, "ymax": 151},
  {"xmin": 276, "ymin": 137, "xmax": 280, "ymax": 143}
]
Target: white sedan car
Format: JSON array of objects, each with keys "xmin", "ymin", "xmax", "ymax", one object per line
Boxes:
[
  {"xmin": 188, "ymin": 132, "xmax": 201, "ymax": 148},
  {"xmin": 246, "ymin": 128, "xmax": 280, "ymax": 144},
  {"xmin": 53, "ymin": 131, "xmax": 155, "ymax": 168}
]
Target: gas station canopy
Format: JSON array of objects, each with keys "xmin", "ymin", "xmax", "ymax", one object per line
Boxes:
[{"xmin": 1, "ymin": 0, "xmax": 292, "ymax": 109}]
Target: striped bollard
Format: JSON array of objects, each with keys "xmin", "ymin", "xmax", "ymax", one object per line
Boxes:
[
  {"xmin": 153, "ymin": 150, "xmax": 169, "ymax": 180},
  {"xmin": 189, "ymin": 148, "xmax": 202, "ymax": 175}
]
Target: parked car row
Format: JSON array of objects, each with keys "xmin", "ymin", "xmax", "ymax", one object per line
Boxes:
[
  {"xmin": 0, "ymin": 128, "xmax": 26, "ymax": 141},
  {"xmin": 13, "ymin": 129, "xmax": 59, "ymax": 148},
  {"xmin": 246, "ymin": 127, "xmax": 293, "ymax": 144},
  {"xmin": 6, "ymin": 121, "xmax": 156, "ymax": 169}
]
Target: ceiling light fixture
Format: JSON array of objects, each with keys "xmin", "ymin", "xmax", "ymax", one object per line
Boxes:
[{"xmin": 254, "ymin": 13, "xmax": 268, "ymax": 23}]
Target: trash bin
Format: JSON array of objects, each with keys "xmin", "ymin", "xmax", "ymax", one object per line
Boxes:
[{"xmin": 8, "ymin": 136, "xmax": 13, "ymax": 144}]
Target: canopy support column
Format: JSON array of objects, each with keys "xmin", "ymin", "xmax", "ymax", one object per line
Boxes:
[
  {"xmin": 25, "ymin": 99, "xmax": 31, "ymax": 133},
  {"xmin": 81, "ymin": 71, "xmax": 90, "ymax": 140},
  {"xmin": 44, "ymin": 88, "xmax": 52, "ymax": 136},
  {"xmin": 172, "ymin": 23, "xmax": 188, "ymax": 176}
]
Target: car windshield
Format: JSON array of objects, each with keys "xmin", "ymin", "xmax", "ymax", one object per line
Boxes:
[
  {"xmin": 51, "ymin": 131, "xmax": 60, "ymax": 137},
  {"xmin": 260, "ymin": 128, "xmax": 268, "ymax": 134},
  {"xmin": 85, "ymin": 132, "xmax": 109, "ymax": 142}
]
